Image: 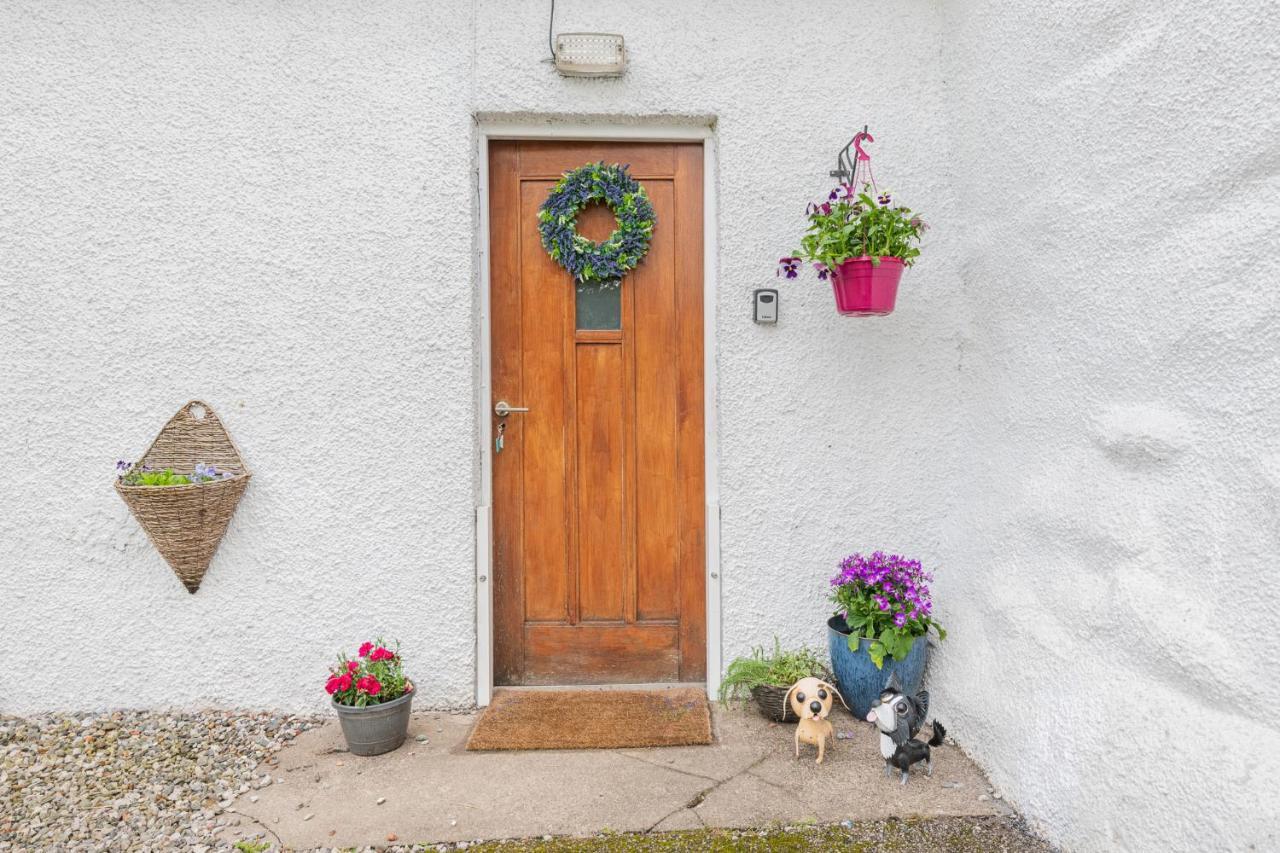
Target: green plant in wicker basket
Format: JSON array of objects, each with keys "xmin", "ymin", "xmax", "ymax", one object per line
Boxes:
[
  {"xmin": 116, "ymin": 460, "xmax": 235, "ymax": 486},
  {"xmin": 718, "ymin": 639, "xmax": 832, "ymax": 706}
]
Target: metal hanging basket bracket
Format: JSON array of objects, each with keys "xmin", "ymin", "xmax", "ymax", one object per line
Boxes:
[{"xmin": 830, "ymin": 125, "xmax": 873, "ymax": 184}]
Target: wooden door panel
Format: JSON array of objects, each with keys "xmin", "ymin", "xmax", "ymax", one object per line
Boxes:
[
  {"xmin": 574, "ymin": 342, "xmax": 626, "ymax": 622},
  {"xmin": 523, "ymin": 624, "xmax": 679, "ymax": 685},
  {"xmin": 633, "ymin": 179, "xmax": 680, "ymax": 621},
  {"xmin": 491, "ymin": 141, "xmax": 704, "ymax": 685},
  {"xmin": 517, "ymin": 141, "xmax": 677, "ymax": 178},
  {"xmin": 518, "ymin": 180, "xmax": 570, "ymax": 624},
  {"xmin": 674, "ymin": 145, "xmax": 706, "ymax": 681},
  {"xmin": 490, "ymin": 141, "xmax": 524, "ymax": 684}
]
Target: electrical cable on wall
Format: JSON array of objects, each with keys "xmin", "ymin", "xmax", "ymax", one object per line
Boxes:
[{"xmin": 548, "ymin": 0, "xmax": 556, "ymax": 60}]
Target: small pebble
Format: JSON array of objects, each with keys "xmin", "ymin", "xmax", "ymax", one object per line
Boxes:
[
  {"xmin": 387, "ymin": 832, "xmax": 398, "ymax": 842},
  {"xmin": 303, "ymin": 813, "xmax": 314, "ymax": 821},
  {"xmin": 451, "ymin": 819, "xmax": 458, "ymax": 826},
  {"xmin": 377, "ymin": 797, "xmax": 387, "ymax": 805},
  {"xmin": 942, "ymin": 782, "xmax": 961, "ymax": 789},
  {"xmin": 979, "ymin": 794, "xmax": 991, "ymax": 801},
  {"xmin": 416, "ymin": 734, "xmax": 429, "ymax": 742}
]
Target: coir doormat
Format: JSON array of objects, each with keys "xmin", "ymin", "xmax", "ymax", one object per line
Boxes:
[{"xmin": 466, "ymin": 687, "xmax": 713, "ymax": 751}]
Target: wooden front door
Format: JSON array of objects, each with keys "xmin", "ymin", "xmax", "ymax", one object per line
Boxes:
[{"xmin": 489, "ymin": 141, "xmax": 705, "ymax": 685}]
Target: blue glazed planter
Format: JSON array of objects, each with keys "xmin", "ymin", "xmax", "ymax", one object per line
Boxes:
[{"xmin": 826, "ymin": 615, "xmax": 928, "ymax": 718}]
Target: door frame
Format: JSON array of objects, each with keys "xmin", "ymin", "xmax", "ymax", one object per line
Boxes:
[{"xmin": 473, "ymin": 120, "xmax": 721, "ymax": 706}]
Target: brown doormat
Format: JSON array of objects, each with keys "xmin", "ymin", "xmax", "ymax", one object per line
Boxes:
[{"xmin": 466, "ymin": 687, "xmax": 713, "ymax": 751}]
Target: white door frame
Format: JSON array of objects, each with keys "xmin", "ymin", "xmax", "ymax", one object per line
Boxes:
[{"xmin": 473, "ymin": 120, "xmax": 721, "ymax": 706}]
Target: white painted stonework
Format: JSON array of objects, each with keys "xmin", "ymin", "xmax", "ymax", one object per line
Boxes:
[{"xmin": 2, "ymin": 1, "xmax": 1277, "ymax": 850}]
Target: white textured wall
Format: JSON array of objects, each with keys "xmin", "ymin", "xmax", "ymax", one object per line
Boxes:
[
  {"xmin": 1, "ymin": 0, "xmax": 479, "ymax": 710},
  {"xmin": 2, "ymin": 1, "xmax": 1277, "ymax": 850},
  {"xmin": 934, "ymin": 1, "xmax": 1280, "ymax": 850},
  {"xmin": 2, "ymin": 0, "xmax": 958, "ymax": 713}
]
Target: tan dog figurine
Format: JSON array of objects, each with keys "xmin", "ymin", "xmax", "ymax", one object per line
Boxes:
[{"xmin": 784, "ymin": 676, "xmax": 848, "ymax": 764}]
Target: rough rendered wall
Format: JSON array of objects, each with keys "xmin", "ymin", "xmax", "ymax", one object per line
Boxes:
[
  {"xmin": 935, "ymin": 1, "xmax": 1280, "ymax": 850},
  {"xmin": 1, "ymin": 1, "xmax": 479, "ymax": 710},
  {"xmin": 2, "ymin": 0, "xmax": 959, "ymax": 712}
]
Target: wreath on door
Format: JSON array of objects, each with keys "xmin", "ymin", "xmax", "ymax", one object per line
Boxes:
[{"xmin": 537, "ymin": 162, "xmax": 655, "ymax": 287}]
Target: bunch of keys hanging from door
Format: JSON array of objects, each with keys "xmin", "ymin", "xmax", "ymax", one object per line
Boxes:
[{"xmin": 493, "ymin": 400, "xmax": 528, "ymax": 453}]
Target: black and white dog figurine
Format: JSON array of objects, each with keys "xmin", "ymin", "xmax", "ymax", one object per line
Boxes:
[{"xmin": 865, "ymin": 673, "xmax": 946, "ymax": 785}]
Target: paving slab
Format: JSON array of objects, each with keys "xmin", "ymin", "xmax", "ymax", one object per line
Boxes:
[
  {"xmin": 692, "ymin": 708, "xmax": 1006, "ymax": 829},
  {"xmin": 224, "ymin": 704, "xmax": 1001, "ymax": 849}
]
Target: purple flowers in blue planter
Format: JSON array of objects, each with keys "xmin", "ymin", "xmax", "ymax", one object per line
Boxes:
[{"xmin": 830, "ymin": 551, "xmax": 945, "ymax": 668}]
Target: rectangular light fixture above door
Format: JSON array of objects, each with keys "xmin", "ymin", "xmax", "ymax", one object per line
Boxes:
[{"xmin": 554, "ymin": 32, "xmax": 626, "ymax": 77}]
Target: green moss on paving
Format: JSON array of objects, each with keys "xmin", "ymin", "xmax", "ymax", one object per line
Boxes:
[{"xmin": 449, "ymin": 816, "xmax": 1050, "ymax": 852}]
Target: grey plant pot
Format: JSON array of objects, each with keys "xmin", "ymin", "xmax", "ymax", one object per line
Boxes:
[{"xmin": 332, "ymin": 689, "xmax": 414, "ymax": 756}]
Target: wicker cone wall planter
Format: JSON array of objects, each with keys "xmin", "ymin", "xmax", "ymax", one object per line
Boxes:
[{"xmin": 115, "ymin": 400, "xmax": 251, "ymax": 593}]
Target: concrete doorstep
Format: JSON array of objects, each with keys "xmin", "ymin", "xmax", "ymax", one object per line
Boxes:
[{"xmin": 223, "ymin": 704, "xmax": 1009, "ymax": 849}]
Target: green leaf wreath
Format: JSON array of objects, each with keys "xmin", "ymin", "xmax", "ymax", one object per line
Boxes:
[{"xmin": 537, "ymin": 162, "xmax": 656, "ymax": 286}]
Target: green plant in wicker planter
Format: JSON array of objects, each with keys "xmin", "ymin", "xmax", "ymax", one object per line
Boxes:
[
  {"xmin": 115, "ymin": 400, "xmax": 251, "ymax": 593},
  {"xmin": 718, "ymin": 640, "xmax": 833, "ymax": 723}
]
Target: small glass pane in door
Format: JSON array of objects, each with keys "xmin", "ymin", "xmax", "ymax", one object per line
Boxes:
[{"xmin": 575, "ymin": 281, "xmax": 622, "ymax": 330}]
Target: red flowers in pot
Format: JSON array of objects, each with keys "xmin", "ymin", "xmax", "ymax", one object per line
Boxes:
[
  {"xmin": 326, "ymin": 639, "xmax": 411, "ymax": 705},
  {"xmin": 325, "ymin": 639, "xmax": 415, "ymax": 756}
]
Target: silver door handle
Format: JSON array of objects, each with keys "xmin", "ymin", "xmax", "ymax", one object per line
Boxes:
[{"xmin": 494, "ymin": 401, "xmax": 529, "ymax": 417}]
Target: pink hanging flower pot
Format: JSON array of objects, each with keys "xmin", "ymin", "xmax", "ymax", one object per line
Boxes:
[
  {"xmin": 830, "ymin": 256, "xmax": 904, "ymax": 316},
  {"xmin": 778, "ymin": 127, "xmax": 926, "ymax": 318}
]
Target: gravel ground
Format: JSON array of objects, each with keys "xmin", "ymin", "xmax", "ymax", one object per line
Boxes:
[
  {"xmin": 0, "ymin": 711, "xmax": 320, "ymax": 851},
  {"xmin": 0, "ymin": 712, "xmax": 1050, "ymax": 853}
]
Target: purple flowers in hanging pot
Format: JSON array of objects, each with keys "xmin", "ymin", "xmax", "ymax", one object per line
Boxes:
[
  {"xmin": 776, "ymin": 257, "xmax": 801, "ymax": 279},
  {"xmin": 829, "ymin": 183, "xmax": 856, "ymax": 201}
]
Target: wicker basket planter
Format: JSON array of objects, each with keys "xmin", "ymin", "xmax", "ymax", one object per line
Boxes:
[
  {"xmin": 750, "ymin": 684, "xmax": 799, "ymax": 723},
  {"xmin": 115, "ymin": 400, "xmax": 250, "ymax": 593}
]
